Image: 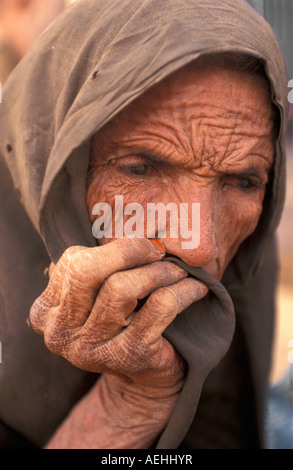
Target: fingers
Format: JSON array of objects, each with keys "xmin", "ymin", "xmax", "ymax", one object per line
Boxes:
[
  {"xmin": 81, "ymin": 277, "xmax": 208, "ymax": 380},
  {"xmin": 60, "ymin": 238, "xmax": 166, "ymax": 326},
  {"xmin": 83, "ymin": 261, "xmax": 188, "ymax": 340},
  {"xmin": 114, "ymin": 277, "xmax": 208, "ymax": 384},
  {"xmin": 29, "ymin": 237, "xmax": 209, "ymax": 388},
  {"xmin": 29, "ymin": 245, "xmax": 86, "ymax": 333},
  {"xmin": 30, "ymin": 238, "xmax": 166, "ymax": 333},
  {"xmin": 126, "ymin": 277, "xmax": 208, "ymax": 343},
  {"xmin": 67, "ymin": 237, "xmax": 166, "ymax": 291}
]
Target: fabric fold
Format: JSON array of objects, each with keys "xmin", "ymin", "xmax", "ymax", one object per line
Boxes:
[{"xmin": 158, "ymin": 257, "xmax": 235, "ymax": 448}]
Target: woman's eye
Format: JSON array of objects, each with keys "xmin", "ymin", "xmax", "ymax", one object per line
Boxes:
[
  {"xmin": 123, "ymin": 163, "xmax": 152, "ymax": 176},
  {"xmin": 222, "ymin": 174, "xmax": 264, "ymax": 192},
  {"xmin": 237, "ymin": 177, "xmax": 256, "ymax": 190},
  {"xmin": 236, "ymin": 176, "xmax": 264, "ymax": 191}
]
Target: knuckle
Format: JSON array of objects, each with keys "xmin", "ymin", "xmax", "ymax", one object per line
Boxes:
[
  {"xmin": 119, "ymin": 237, "xmax": 159, "ymax": 263},
  {"xmin": 29, "ymin": 294, "xmax": 50, "ymax": 334},
  {"xmin": 105, "ymin": 271, "xmax": 124, "ymax": 290},
  {"xmin": 66, "ymin": 247, "xmax": 104, "ymax": 287},
  {"xmin": 44, "ymin": 327, "xmax": 62, "ymax": 355},
  {"xmin": 43, "ymin": 315, "xmax": 73, "ymax": 355},
  {"xmin": 148, "ymin": 286, "xmax": 179, "ymax": 314},
  {"xmin": 62, "ymin": 245, "xmax": 85, "ymax": 262},
  {"xmin": 103, "ymin": 271, "xmax": 133, "ymax": 300},
  {"xmin": 60, "ymin": 246, "xmax": 87, "ymax": 278}
]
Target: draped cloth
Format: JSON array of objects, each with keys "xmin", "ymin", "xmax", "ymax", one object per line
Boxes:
[{"xmin": 0, "ymin": 0, "xmax": 289, "ymax": 448}]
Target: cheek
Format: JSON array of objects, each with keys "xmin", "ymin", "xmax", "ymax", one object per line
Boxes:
[
  {"xmin": 86, "ymin": 169, "xmax": 168, "ymax": 242},
  {"xmin": 217, "ymin": 193, "xmax": 264, "ymax": 264},
  {"xmin": 86, "ymin": 167, "xmax": 266, "ymax": 273},
  {"xmin": 86, "ymin": 169, "xmax": 147, "ymax": 219},
  {"xmin": 86, "ymin": 170, "xmax": 105, "ymax": 221}
]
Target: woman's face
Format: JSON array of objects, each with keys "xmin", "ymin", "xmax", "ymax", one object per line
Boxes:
[{"xmin": 86, "ymin": 62, "xmax": 275, "ymax": 280}]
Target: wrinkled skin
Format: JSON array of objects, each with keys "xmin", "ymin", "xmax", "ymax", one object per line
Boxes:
[
  {"xmin": 87, "ymin": 61, "xmax": 275, "ymax": 280},
  {"xmin": 30, "ymin": 61, "xmax": 275, "ymax": 448}
]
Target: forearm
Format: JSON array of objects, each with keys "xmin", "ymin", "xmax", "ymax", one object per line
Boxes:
[{"xmin": 45, "ymin": 373, "xmax": 183, "ymax": 449}]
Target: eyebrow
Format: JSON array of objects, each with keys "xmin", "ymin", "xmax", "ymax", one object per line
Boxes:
[
  {"xmin": 223, "ymin": 166, "xmax": 272, "ymax": 187},
  {"xmin": 127, "ymin": 149, "xmax": 175, "ymax": 165},
  {"xmin": 100, "ymin": 143, "xmax": 273, "ymax": 179},
  {"xmin": 225, "ymin": 167, "xmax": 271, "ymax": 177},
  {"xmin": 134, "ymin": 151, "xmax": 272, "ymax": 175}
]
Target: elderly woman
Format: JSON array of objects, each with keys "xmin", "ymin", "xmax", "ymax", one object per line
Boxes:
[{"xmin": 0, "ymin": 0, "xmax": 289, "ymax": 449}]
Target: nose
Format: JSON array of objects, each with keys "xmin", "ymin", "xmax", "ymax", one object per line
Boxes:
[{"xmin": 158, "ymin": 191, "xmax": 219, "ymax": 270}]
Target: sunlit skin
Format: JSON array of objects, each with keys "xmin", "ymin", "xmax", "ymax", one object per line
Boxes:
[
  {"xmin": 30, "ymin": 61, "xmax": 276, "ymax": 449},
  {"xmin": 87, "ymin": 61, "xmax": 275, "ymax": 280}
]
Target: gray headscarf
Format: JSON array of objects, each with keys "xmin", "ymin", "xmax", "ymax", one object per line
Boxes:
[{"xmin": 0, "ymin": 0, "xmax": 289, "ymax": 448}]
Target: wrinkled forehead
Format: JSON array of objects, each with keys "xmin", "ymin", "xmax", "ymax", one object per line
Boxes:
[{"xmin": 92, "ymin": 54, "xmax": 277, "ymax": 154}]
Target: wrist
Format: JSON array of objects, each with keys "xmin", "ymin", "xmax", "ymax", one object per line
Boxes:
[{"xmin": 96, "ymin": 372, "xmax": 184, "ymax": 448}]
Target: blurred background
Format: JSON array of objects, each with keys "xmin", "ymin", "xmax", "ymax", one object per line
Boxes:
[
  {"xmin": 0, "ymin": 0, "xmax": 292, "ymax": 449},
  {"xmin": 0, "ymin": 1, "xmax": 77, "ymax": 83},
  {"xmin": 246, "ymin": 0, "xmax": 293, "ymax": 450},
  {"xmin": 246, "ymin": 0, "xmax": 293, "ymax": 388}
]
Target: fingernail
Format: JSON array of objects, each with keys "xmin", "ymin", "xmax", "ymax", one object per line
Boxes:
[{"xmin": 150, "ymin": 239, "xmax": 165, "ymax": 254}]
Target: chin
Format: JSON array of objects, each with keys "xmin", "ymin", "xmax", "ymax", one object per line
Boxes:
[{"xmin": 202, "ymin": 260, "xmax": 223, "ymax": 280}]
